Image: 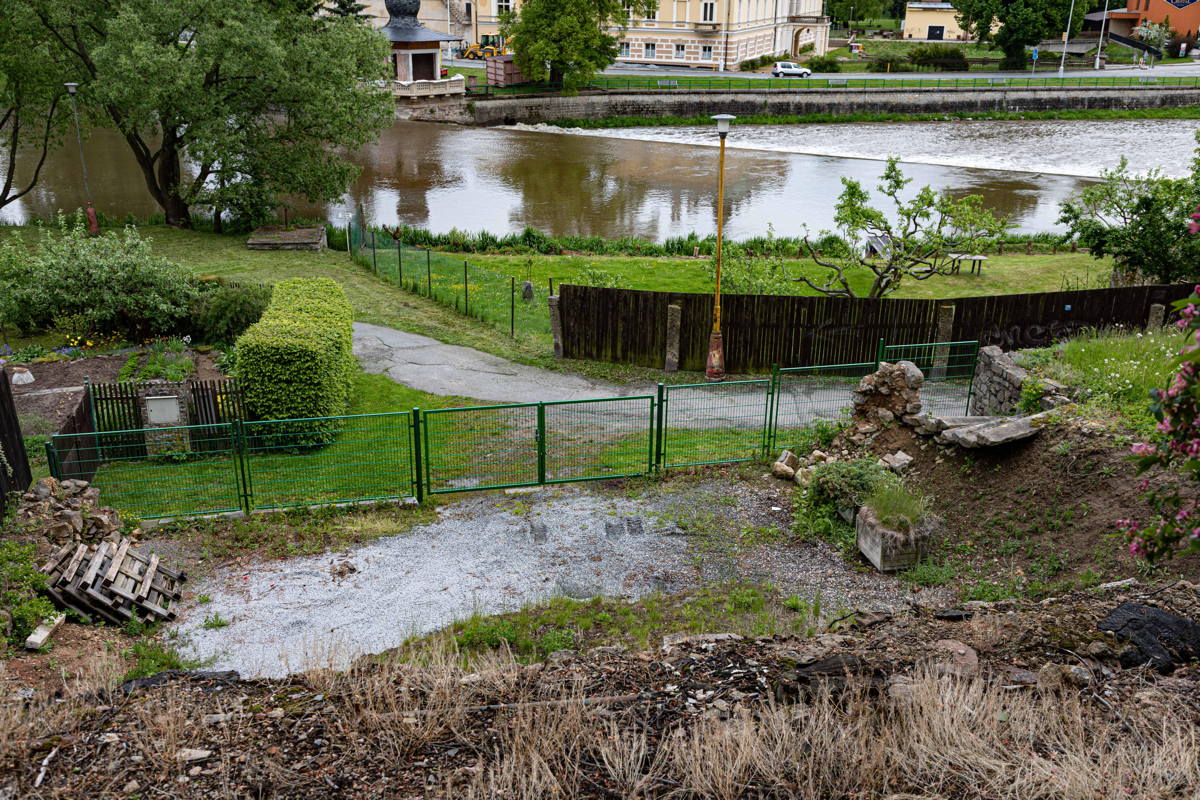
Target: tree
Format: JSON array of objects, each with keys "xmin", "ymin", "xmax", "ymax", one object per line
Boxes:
[
  {"xmin": 0, "ymin": 5, "xmax": 69, "ymax": 213},
  {"xmin": 501, "ymin": 0, "xmax": 658, "ymax": 89},
  {"xmin": 828, "ymin": 0, "xmax": 887, "ymax": 28},
  {"xmin": 798, "ymin": 158, "xmax": 1009, "ymax": 299},
  {"xmin": 28, "ymin": 0, "xmax": 393, "ymax": 228},
  {"xmin": 954, "ymin": 0, "xmax": 1085, "ymax": 70},
  {"xmin": 1058, "ymin": 156, "xmax": 1200, "ymax": 285},
  {"xmin": 326, "ymin": 0, "xmax": 371, "ymax": 20}
]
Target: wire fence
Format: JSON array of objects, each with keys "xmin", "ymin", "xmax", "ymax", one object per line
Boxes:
[
  {"xmin": 347, "ymin": 218, "xmax": 552, "ymax": 338},
  {"xmin": 466, "ymin": 73, "xmax": 1200, "ymax": 97},
  {"xmin": 47, "ymin": 340, "xmax": 975, "ymax": 520}
]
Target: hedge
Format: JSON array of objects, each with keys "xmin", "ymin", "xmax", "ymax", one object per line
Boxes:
[{"xmin": 233, "ymin": 278, "xmax": 356, "ymax": 433}]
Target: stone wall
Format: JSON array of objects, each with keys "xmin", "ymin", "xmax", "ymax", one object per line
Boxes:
[
  {"xmin": 969, "ymin": 346, "xmax": 1070, "ymax": 416},
  {"xmin": 435, "ymin": 85, "xmax": 1200, "ymax": 126}
]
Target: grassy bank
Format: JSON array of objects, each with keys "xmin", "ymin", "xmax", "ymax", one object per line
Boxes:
[
  {"xmin": 460, "ymin": 250, "xmax": 1108, "ymax": 299},
  {"xmin": 547, "ymin": 105, "xmax": 1200, "ymax": 129}
]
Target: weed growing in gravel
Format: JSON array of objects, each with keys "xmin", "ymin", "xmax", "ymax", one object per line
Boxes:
[
  {"xmin": 200, "ymin": 613, "xmax": 230, "ymax": 630},
  {"xmin": 901, "ymin": 560, "xmax": 957, "ymax": 587}
]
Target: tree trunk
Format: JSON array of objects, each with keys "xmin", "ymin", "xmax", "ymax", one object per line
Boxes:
[
  {"xmin": 122, "ymin": 125, "xmax": 192, "ymax": 228},
  {"xmin": 1000, "ymin": 43, "xmax": 1026, "ymax": 71}
]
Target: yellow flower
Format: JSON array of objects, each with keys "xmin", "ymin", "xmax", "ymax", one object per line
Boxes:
[{"xmin": 86, "ymin": 340, "xmax": 93, "ymax": 346}]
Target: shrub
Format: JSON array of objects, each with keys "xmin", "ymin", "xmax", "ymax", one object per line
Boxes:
[
  {"xmin": 0, "ymin": 542, "xmax": 56, "ymax": 647},
  {"xmin": 806, "ymin": 55, "xmax": 841, "ymax": 73},
  {"xmin": 0, "ymin": 215, "xmax": 197, "ymax": 339},
  {"xmin": 808, "ymin": 459, "xmax": 893, "ymax": 510},
  {"xmin": 189, "ymin": 279, "xmax": 272, "ymax": 345},
  {"xmin": 908, "ymin": 44, "xmax": 968, "ymax": 71},
  {"xmin": 234, "ymin": 278, "xmax": 356, "ymax": 433},
  {"xmin": 868, "ymin": 55, "xmax": 913, "ymax": 73}
]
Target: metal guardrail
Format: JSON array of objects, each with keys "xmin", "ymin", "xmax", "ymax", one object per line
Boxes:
[{"xmin": 465, "ymin": 74, "xmax": 1200, "ymax": 98}]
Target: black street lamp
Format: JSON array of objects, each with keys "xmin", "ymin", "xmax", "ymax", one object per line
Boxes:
[{"xmin": 64, "ymin": 82, "xmax": 99, "ymax": 235}]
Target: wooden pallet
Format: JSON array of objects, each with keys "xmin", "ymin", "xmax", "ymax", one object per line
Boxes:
[{"xmin": 39, "ymin": 538, "xmax": 185, "ymax": 626}]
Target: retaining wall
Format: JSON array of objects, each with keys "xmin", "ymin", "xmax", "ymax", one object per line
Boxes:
[{"xmin": 421, "ymin": 85, "xmax": 1200, "ymax": 126}]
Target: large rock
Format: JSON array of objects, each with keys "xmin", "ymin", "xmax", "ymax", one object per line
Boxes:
[
  {"xmin": 936, "ymin": 409, "xmax": 1057, "ymax": 448},
  {"xmin": 1098, "ymin": 602, "xmax": 1200, "ymax": 674},
  {"xmin": 16, "ymin": 478, "xmax": 130, "ymax": 549}
]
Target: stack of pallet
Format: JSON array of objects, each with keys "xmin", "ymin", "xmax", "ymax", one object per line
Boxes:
[{"xmin": 38, "ymin": 537, "xmax": 185, "ymax": 626}]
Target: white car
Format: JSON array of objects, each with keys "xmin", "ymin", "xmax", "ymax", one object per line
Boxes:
[{"xmin": 771, "ymin": 61, "xmax": 812, "ymax": 78}]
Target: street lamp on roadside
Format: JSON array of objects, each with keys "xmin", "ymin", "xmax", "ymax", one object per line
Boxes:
[
  {"xmin": 705, "ymin": 113, "xmax": 736, "ymax": 383},
  {"xmin": 1094, "ymin": 0, "xmax": 1113, "ymax": 70},
  {"xmin": 1057, "ymin": 0, "xmax": 1077, "ymax": 78},
  {"xmin": 63, "ymin": 83, "xmax": 99, "ymax": 235}
]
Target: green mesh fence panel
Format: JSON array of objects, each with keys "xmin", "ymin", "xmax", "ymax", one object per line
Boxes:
[
  {"xmin": 543, "ymin": 396, "xmax": 654, "ymax": 483},
  {"xmin": 661, "ymin": 380, "xmax": 771, "ymax": 468},
  {"xmin": 772, "ymin": 363, "xmax": 876, "ymax": 452},
  {"xmin": 882, "ymin": 340, "xmax": 978, "ymax": 417},
  {"xmin": 51, "ymin": 424, "xmax": 242, "ymax": 520},
  {"xmin": 422, "ymin": 404, "xmax": 540, "ymax": 493},
  {"xmin": 242, "ymin": 412, "xmax": 416, "ymax": 510}
]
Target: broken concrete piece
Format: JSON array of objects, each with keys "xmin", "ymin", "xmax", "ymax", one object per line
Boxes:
[
  {"xmin": 937, "ymin": 410, "xmax": 1057, "ymax": 448},
  {"xmin": 24, "ymin": 613, "xmax": 65, "ymax": 650},
  {"xmin": 881, "ymin": 451, "xmax": 913, "ymax": 472}
]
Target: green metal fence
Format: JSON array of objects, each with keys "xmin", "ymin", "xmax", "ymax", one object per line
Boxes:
[
  {"xmin": 47, "ymin": 343, "xmax": 977, "ymax": 519},
  {"xmin": 881, "ymin": 340, "xmax": 979, "ymax": 417},
  {"xmin": 348, "ymin": 219, "xmax": 551, "ymax": 339}
]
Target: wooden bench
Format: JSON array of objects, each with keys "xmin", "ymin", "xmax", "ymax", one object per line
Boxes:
[{"xmin": 656, "ymin": 79, "xmax": 679, "ymax": 88}]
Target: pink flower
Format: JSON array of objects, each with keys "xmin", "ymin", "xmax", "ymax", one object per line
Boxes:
[
  {"xmin": 1131, "ymin": 442, "xmax": 1157, "ymax": 456},
  {"xmin": 1129, "ymin": 538, "xmax": 1147, "ymax": 557}
]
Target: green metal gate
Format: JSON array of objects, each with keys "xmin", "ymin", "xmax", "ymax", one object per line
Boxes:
[
  {"xmin": 880, "ymin": 339, "xmax": 979, "ymax": 416},
  {"xmin": 659, "ymin": 379, "xmax": 772, "ymax": 468}
]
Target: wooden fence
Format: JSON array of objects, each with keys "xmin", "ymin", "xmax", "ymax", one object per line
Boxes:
[
  {"xmin": 55, "ymin": 379, "xmax": 247, "ymax": 471},
  {"xmin": 557, "ymin": 284, "xmax": 1194, "ymax": 372},
  {"xmin": 0, "ymin": 370, "xmax": 33, "ymax": 516}
]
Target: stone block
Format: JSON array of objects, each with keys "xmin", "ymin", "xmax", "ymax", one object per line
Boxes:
[{"xmin": 856, "ymin": 507, "xmax": 927, "ymax": 572}]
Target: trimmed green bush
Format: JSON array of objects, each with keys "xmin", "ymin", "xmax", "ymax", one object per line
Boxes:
[
  {"xmin": 189, "ymin": 279, "xmax": 272, "ymax": 345},
  {"xmin": 908, "ymin": 44, "xmax": 968, "ymax": 71},
  {"xmin": 233, "ymin": 278, "xmax": 355, "ymax": 432},
  {"xmin": 805, "ymin": 55, "xmax": 841, "ymax": 73}
]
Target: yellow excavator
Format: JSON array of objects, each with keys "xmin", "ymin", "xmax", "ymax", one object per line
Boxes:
[{"xmin": 461, "ymin": 37, "xmax": 510, "ymax": 60}]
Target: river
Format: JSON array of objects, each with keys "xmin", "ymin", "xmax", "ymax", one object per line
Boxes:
[{"xmin": 1, "ymin": 118, "xmax": 1195, "ymax": 239}]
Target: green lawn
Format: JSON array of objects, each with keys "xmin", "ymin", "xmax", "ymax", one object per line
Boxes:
[{"xmin": 459, "ymin": 250, "xmax": 1109, "ymax": 299}]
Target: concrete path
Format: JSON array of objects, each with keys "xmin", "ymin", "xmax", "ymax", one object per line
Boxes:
[{"xmin": 353, "ymin": 322, "xmax": 627, "ymax": 403}]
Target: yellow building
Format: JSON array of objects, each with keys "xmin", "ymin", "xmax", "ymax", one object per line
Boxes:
[
  {"xmin": 903, "ymin": 2, "xmax": 971, "ymax": 41},
  {"xmin": 366, "ymin": 0, "xmax": 829, "ymax": 68}
]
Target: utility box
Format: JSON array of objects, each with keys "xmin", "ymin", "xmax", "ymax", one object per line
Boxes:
[{"xmin": 486, "ymin": 55, "xmax": 526, "ymax": 87}]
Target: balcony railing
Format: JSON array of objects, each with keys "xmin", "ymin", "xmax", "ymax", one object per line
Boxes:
[{"xmin": 393, "ymin": 75, "xmax": 466, "ymax": 98}]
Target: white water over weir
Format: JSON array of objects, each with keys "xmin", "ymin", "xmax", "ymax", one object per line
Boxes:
[{"xmin": 509, "ymin": 118, "xmax": 1196, "ymax": 179}]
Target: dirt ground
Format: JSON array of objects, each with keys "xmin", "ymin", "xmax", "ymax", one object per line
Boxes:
[{"xmin": 865, "ymin": 415, "xmax": 1200, "ymax": 589}]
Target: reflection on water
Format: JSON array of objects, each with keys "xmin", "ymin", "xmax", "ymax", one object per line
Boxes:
[{"xmin": 1, "ymin": 119, "xmax": 1113, "ymax": 238}]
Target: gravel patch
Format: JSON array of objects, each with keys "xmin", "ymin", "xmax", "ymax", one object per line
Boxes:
[
  {"xmin": 173, "ymin": 476, "xmax": 947, "ymax": 678},
  {"xmin": 173, "ymin": 491, "xmax": 693, "ymax": 678}
]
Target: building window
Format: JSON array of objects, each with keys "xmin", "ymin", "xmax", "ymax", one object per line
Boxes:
[
  {"xmin": 702, "ymin": 1, "xmax": 716, "ymax": 21},
  {"xmin": 675, "ymin": 43, "xmax": 686, "ymax": 57},
  {"xmin": 464, "ymin": 2, "xmax": 472, "ymax": 21},
  {"xmin": 702, "ymin": 44, "xmax": 713, "ymax": 59},
  {"xmin": 620, "ymin": 41, "xmax": 630, "ymax": 57},
  {"xmin": 497, "ymin": 0, "xmax": 511, "ymax": 12},
  {"xmin": 647, "ymin": 8, "xmax": 657, "ymax": 19},
  {"xmin": 644, "ymin": 42, "xmax": 656, "ymax": 58}
]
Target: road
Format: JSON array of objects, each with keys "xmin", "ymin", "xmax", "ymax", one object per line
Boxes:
[{"xmin": 445, "ymin": 57, "xmax": 1200, "ymax": 82}]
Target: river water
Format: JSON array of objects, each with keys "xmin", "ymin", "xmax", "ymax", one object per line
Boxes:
[{"xmin": 1, "ymin": 118, "xmax": 1194, "ymax": 239}]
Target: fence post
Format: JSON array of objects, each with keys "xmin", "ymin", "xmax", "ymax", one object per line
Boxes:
[
  {"xmin": 44, "ymin": 441, "xmax": 58, "ymax": 479},
  {"xmin": 411, "ymin": 408, "xmax": 425, "ymax": 504},
  {"xmin": 463, "ymin": 260, "xmax": 469, "ymax": 316},
  {"xmin": 510, "ymin": 276, "xmax": 515, "ymax": 338},
  {"xmin": 766, "ymin": 365, "xmax": 780, "ymax": 454},
  {"xmin": 371, "ymin": 229, "xmax": 378, "ymax": 274},
  {"xmin": 654, "ymin": 383, "xmax": 666, "ymax": 471},
  {"xmin": 397, "ymin": 239, "xmax": 403, "ymax": 284},
  {"xmin": 536, "ymin": 403, "xmax": 546, "ymax": 485},
  {"xmin": 874, "ymin": 337, "xmax": 885, "ymax": 369},
  {"xmin": 232, "ymin": 419, "xmax": 252, "ymax": 515}
]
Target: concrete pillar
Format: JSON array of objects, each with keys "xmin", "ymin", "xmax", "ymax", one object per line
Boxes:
[
  {"xmin": 1147, "ymin": 303, "xmax": 1166, "ymax": 329},
  {"xmin": 931, "ymin": 302, "xmax": 956, "ymax": 380},
  {"xmin": 664, "ymin": 304, "xmax": 682, "ymax": 372},
  {"xmin": 548, "ymin": 295, "xmax": 563, "ymax": 359}
]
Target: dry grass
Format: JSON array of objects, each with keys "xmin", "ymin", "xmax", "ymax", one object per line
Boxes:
[{"xmin": 3, "ymin": 648, "xmax": 1197, "ymax": 798}]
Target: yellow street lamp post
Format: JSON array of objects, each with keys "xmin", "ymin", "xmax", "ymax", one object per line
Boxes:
[{"xmin": 705, "ymin": 113, "xmax": 736, "ymax": 382}]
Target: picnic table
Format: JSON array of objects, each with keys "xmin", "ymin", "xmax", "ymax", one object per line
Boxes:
[{"xmin": 948, "ymin": 253, "xmax": 988, "ymax": 275}]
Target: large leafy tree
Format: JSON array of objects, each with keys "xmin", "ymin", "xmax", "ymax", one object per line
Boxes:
[
  {"xmin": 501, "ymin": 0, "xmax": 658, "ymax": 89},
  {"xmin": 799, "ymin": 158, "xmax": 1010, "ymax": 299},
  {"xmin": 1058, "ymin": 155, "xmax": 1200, "ymax": 285},
  {"xmin": 28, "ymin": 0, "xmax": 393, "ymax": 228},
  {"xmin": 0, "ymin": 5, "xmax": 70, "ymax": 214},
  {"xmin": 954, "ymin": 0, "xmax": 1085, "ymax": 70},
  {"xmin": 828, "ymin": 0, "xmax": 887, "ymax": 28}
]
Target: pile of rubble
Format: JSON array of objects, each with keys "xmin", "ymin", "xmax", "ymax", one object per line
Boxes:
[{"xmin": 13, "ymin": 478, "xmax": 130, "ymax": 551}]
